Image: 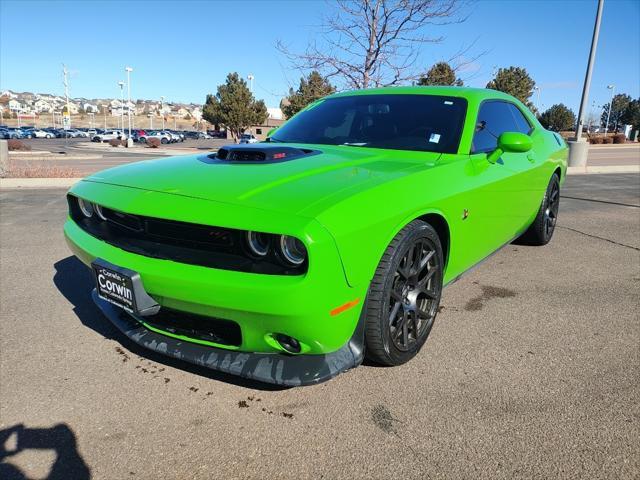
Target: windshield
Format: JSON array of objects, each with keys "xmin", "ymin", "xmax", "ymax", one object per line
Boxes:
[{"xmin": 271, "ymin": 94, "xmax": 467, "ymax": 154}]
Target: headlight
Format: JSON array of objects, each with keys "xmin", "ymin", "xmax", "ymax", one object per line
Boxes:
[
  {"xmin": 95, "ymin": 204, "xmax": 107, "ymax": 221},
  {"xmin": 246, "ymin": 231, "xmax": 270, "ymax": 257},
  {"xmin": 77, "ymin": 198, "xmax": 94, "ymax": 218},
  {"xmin": 279, "ymin": 235, "xmax": 307, "ymax": 265}
]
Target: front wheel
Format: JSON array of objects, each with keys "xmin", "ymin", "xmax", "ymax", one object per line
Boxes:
[
  {"xmin": 364, "ymin": 220, "xmax": 443, "ymax": 366},
  {"xmin": 517, "ymin": 173, "xmax": 560, "ymax": 246}
]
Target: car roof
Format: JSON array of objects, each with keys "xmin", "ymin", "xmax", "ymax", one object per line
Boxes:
[{"xmin": 328, "ymin": 86, "xmax": 518, "ymax": 103}]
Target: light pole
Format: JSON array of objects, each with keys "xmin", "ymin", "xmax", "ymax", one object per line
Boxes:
[
  {"xmin": 160, "ymin": 96, "xmax": 165, "ymax": 130},
  {"xmin": 569, "ymin": 0, "xmax": 604, "ymax": 168},
  {"xmin": 604, "ymin": 84, "xmax": 615, "ymax": 136},
  {"xmin": 247, "ymin": 74, "xmax": 255, "ymax": 137},
  {"xmin": 247, "ymin": 74, "xmax": 254, "ymax": 93},
  {"xmin": 534, "ymin": 86, "xmax": 541, "ymax": 114},
  {"xmin": 125, "ymin": 66, "xmax": 133, "ymax": 145},
  {"xmin": 148, "ymin": 114, "xmax": 153, "ymax": 129},
  {"xmin": 118, "ymin": 81, "xmax": 125, "ymax": 130}
]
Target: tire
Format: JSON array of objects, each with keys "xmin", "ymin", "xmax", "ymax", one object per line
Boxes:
[
  {"xmin": 161, "ymin": 138, "xmax": 168, "ymax": 144},
  {"xmin": 46, "ymin": 134, "xmax": 52, "ymax": 139},
  {"xmin": 517, "ymin": 173, "xmax": 560, "ymax": 246},
  {"xmin": 364, "ymin": 220, "xmax": 444, "ymax": 366}
]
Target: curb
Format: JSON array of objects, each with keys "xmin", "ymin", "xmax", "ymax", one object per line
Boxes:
[
  {"xmin": 567, "ymin": 165, "xmax": 640, "ymax": 175},
  {"xmin": 588, "ymin": 143, "xmax": 639, "ymax": 148},
  {"xmin": 9, "ymin": 155, "xmax": 104, "ymax": 161},
  {"xmin": 0, "ymin": 178, "xmax": 82, "ymax": 189}
]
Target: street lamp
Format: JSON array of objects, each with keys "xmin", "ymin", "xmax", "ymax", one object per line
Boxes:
[
  {"xmin": 125, "ymin": 66, "xmax": 133, "ymax": 144},
  {"xmin": 118, "ymin": 81, "xmax": 125, "ymax": 130},
  {"xmin": 604, "ymin": 84, "xmax": 615, "ymax": 137},
  {"xmin": 247, "ymin": 74, "xmax": 254, "ymax": 93},
  {"xmin": 160, "ymin": 96, "xmax": 165, "ymax": 130},
  {"xmin": 534, "ymin": 86, "xmax": 541, "ymax": 114},
  {"xmin": 568, "ymin": 0, "xmax": 604, "ymax": 168}
]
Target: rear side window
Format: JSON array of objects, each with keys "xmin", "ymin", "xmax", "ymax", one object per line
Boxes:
[{"xmin": 472, "ymin": 101, "xmax": 531, "ymax": 153}]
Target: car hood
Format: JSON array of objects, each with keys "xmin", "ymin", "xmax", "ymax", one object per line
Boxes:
[{"xmin": 83, "ymin": 144, "xmax": 440, "ymax": 217}]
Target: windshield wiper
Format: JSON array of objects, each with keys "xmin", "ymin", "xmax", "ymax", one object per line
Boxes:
[{"xmin": 342, "ymin": 142, "xmax": 369, "ymax": 147}]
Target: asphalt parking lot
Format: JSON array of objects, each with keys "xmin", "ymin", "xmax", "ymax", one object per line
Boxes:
[{"xmin": 0, "ymin": 173, "xmax": 639, "ymax": 479}]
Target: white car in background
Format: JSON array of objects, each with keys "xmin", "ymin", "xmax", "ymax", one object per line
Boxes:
[
  {"xmin": 239, "ymin": 133, "xmax": 258, "ymax": 144},
  {"xmin": 92, "ymin": 130, "xmax": 127, "ymax": 142},
  {"xmin": 146, "ymin": 131, "xmax": 172, "ymax": 144},
  {"xmin": 32, "ymin": 129, "xmax": 55, "ymax": 138}
]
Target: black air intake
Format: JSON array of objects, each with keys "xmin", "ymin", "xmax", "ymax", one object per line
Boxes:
[{"xmin": 204, "ymin": 144, "xmax": 320, "ymax": 164}]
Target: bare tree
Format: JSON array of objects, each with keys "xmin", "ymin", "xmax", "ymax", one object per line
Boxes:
[{"xmin": 277, "ymin": 0, "xmax": 468, "ymax": 90}]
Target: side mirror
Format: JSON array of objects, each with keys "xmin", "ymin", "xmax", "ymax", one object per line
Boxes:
[{"xmin": 487, "ymin": 131, "xmax": 532, "ymax": 164}]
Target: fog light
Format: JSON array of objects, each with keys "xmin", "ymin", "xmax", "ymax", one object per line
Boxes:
[{"xmin": 274, "ymin": 333, "xmax": 301, "ymax": 354}]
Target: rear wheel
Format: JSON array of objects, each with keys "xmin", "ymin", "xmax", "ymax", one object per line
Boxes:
[
  {"xmin": 161, "ymin": 138, "xmax": 168, "ymax": 144},
  {"xmin": 364, "ymin": 220, "xmax": 443, "ymax": 366},
  {"xmin": 518, "ymin": 173, "xmax": 560, "ymax": 246}
]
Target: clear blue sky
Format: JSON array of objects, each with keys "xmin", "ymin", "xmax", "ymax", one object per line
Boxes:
[{"xmin": 1, "ymin": 0, "xmax": 638, "ymax": 116}]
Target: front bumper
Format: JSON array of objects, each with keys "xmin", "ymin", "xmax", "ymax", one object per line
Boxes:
[{"xmin": 93, "ymin": 290, "xmax": 364, "ymax": 386}]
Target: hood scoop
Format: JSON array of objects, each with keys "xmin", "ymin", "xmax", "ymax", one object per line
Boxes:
[{"xmin": 204, "ymin": 144, "xmax": 320, "ymax": 164}]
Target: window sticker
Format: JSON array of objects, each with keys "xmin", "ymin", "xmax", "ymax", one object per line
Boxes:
[
  {"xmin": 444, "ymin": 101, "xmax": 453, "ymax": 105},
  {"xmin": 429, "ymin": 133, "xmax": 441, "ymax": 143}
]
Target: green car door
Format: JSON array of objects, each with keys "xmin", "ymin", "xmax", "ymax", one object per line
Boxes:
[{"xmin": 467, "ymin": 100, "xmax": 541, "ymax": 245}]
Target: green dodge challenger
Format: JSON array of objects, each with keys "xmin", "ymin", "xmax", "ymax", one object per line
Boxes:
[{"xmin": 64, "ymin": 86, "xmax": 567, "ymax": 386}]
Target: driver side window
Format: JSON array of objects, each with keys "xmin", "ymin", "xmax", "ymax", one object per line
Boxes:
[{"xmin": 472, "ymin": 101, "xmax": 523, "ymax": 153}]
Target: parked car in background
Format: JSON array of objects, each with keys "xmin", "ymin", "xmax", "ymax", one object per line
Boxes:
[
  {"xmin": 1, "ymin": 128, "xmax": 22, "ymax": 139},
  {"xmin": 145, "ymin": 131, "xmax": 172, "ymax": 144},
  {"xmin": 92, "ymin": 130, "xmax": 127, "ymax": 142},
  {"xmin": 129, "ymin": 129, "xmax": 147, "ymax": 142},
  {"xmin": 19, "ymin": 128, "xmax": 34, "ymax": 139},
  {"xmin": 167, "ymin": 130, "xmax": 185, "ymax": 142},
  {"xmin": 184, "ymin": 131, "xmax": 210, "ymax": 139},
  {"xmin": 31, "ymin": 128, "xmax": 55, "ymax": 138},
  {"xmin": 87, "ymin": 129, "xmax": 97, "ymax": 137},
  {"xmin": 239, "ymin": 133, "xmax": 258, "ymax": 144}
]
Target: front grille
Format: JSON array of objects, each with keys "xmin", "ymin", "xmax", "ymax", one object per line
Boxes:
[
  {"xmin": 139, "ymin": 308, "xmax": 242, "ymax": 346},
  {"xmin": 68, "ymin": 195, "xmax": 307, "ymax": 275}
]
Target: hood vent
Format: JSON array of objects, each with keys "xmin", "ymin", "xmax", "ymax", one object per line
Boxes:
[{"xmin": 203, "ymin": 144, "xmax": 320, "ymax": 165}]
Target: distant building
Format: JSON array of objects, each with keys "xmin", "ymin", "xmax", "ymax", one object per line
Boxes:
[
  {"xmin": 33, "ymin": 99, "xmax": 54, "ymax": 113},
  {"xmin": 267, "ymin": 107, "xmax": 283, "ymax": 120},
  {"xmin": 83, "ymin": 103, "xmax": 99, "ymax": 113},
  {"xmin": 8, "ymin": 99, "xmax": 24, "ymax": 112}
]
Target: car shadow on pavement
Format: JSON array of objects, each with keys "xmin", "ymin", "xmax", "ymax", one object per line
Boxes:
[
  {"xmin": 0, "ymin": 423, "xmax": 90, "ymax": 480},
  {"xmin": 53, "ymin": 256, "xmax": 287, "ymax": 391}
]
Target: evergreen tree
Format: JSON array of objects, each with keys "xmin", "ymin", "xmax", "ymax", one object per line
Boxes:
[{"xmin": 202, "ymin": 73, "xmax": 268, "ymax": 140}]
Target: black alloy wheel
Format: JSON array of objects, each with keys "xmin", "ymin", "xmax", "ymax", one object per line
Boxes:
[
  {"xmin": 364, "ymin": 220, "xmax": 443, "ymax": 366},
  {"xmin": 517, "ymin": 173, "xmax": 561, "ymax": 246}
]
